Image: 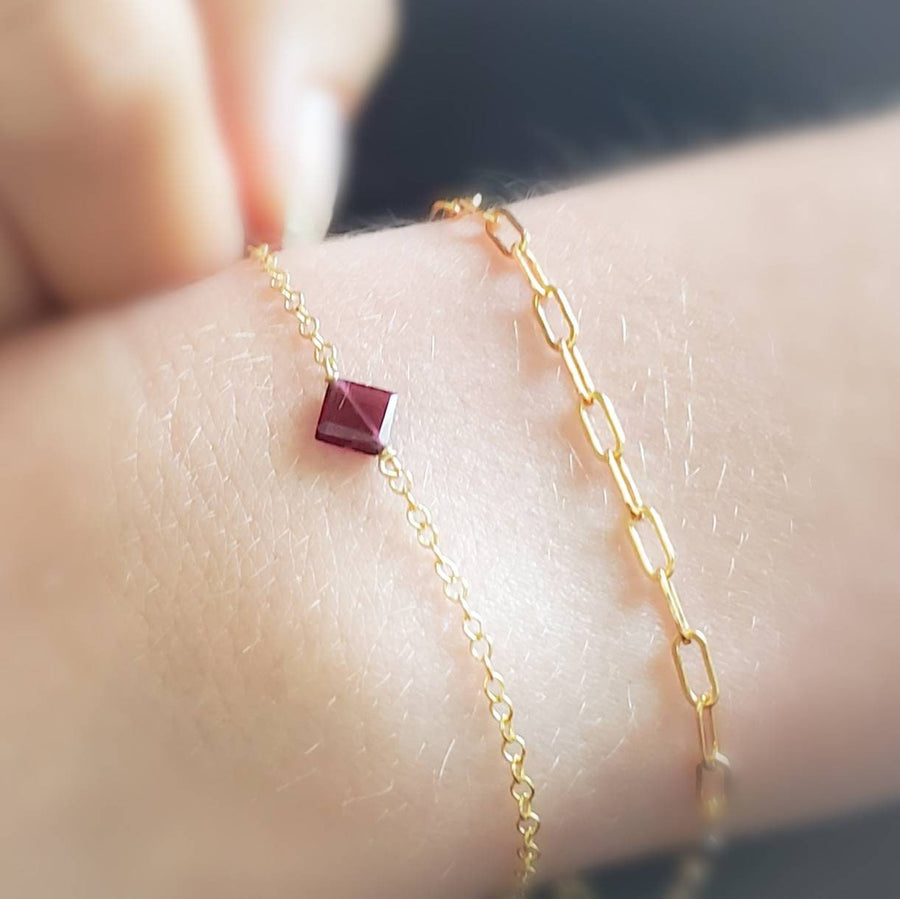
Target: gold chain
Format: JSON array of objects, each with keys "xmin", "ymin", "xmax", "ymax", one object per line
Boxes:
[
  {"xmin": 377, "ymin": 448, "xmax": 542, "ymax": 886},
  {"xmin": 248, "ymin": 243, "xmax": 541, "ymax": 890},
  {"xmin": 249, "ymin": 243, "xmax": 341, "ymax": 382},
  {"xmin": 431, "ymin": 197, "xmax": 731, "ymax": 892}
]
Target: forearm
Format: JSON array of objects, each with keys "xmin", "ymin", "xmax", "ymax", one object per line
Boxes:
[{"xmin": 1, "ymin": 110, "xmax": 899, "ymax": 898}]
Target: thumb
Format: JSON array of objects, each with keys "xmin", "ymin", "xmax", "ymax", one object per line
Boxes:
[{"xmin": 196, "ymin": 0, "xmax": 397, "ymax": 246}]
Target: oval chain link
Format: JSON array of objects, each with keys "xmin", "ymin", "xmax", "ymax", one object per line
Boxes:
[{"xmin": 432, "ymin": 197, "xmax": 731, "ymax": 889}]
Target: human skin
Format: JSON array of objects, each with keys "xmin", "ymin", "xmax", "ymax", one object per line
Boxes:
[
  {"xmin": 0, "ymin": 110, "xmax": 898, "ymax": 899},
  {"xmin": 0, "ymin": 0, "xmax": 395, "ymax": 324}
]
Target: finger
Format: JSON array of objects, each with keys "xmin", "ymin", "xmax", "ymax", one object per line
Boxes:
[
  {"xmin": 0, "ymin": 211, "xmax": 43, "ymax": 333},
  {"xmin": 194, "ymin": 0, "xmax": 397, "ymax": 245},
  {"xmin": 0, "ymin": 0, "xmax": 243, "ymax": 314}
]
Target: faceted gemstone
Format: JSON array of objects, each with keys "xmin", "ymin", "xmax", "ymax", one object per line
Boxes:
[{"xmin": 315, "ymin": 379, "xmax": 398, "ymax": 455}]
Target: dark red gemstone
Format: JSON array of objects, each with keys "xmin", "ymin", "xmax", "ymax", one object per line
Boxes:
[{"xmin": 315, "ymin": 379, "xmax": 398, "ymax": 455}]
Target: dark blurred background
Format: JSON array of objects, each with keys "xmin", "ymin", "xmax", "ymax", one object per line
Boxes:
[
  {"xmin": 336, "ymin": 1, "xmax": 900, "ymax": 896},
  {"xmin": 335, "ymin": 0, "xmax": 900, "ymax": 230}
]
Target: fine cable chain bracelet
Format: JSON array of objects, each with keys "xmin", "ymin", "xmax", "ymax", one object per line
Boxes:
[
  {"xmin": 247, "ymin": 243, "xmax": 542, "ymax": 891},
  {"xmin": 431, "ymin": 196, "xmax": 731, "ymax": 898}
]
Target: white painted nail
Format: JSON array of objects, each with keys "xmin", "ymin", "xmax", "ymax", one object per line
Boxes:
[{"xmin": 283, "ymin": 88, "xmax": 344, "ymax": 245}]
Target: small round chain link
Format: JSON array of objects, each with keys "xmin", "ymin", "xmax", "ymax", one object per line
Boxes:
[
  {"xmin": 377, "ymin": 448, "xmax": 541, "ymax": 886},
  {"xmin": 249, "ymin": 244, "xmax": 340, "ymax": 381}
]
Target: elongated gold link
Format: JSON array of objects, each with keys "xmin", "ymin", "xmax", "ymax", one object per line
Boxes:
[
  {"xmin": 248, "ymin": 243, "xmax": 540, "ymax": 890},
  {"xmin": 432, "ymin": 197, "xmax": 730, "ymax": 892}
]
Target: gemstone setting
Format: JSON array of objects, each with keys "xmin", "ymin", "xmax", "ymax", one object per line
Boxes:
[{"xmin": 315, "ymin": 379, "xmax": 398, "ymax": 455}]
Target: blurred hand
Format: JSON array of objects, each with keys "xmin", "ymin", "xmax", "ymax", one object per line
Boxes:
[{"xmin": 0, "ymin": 0, "xmax": 396, "ymax": 327}]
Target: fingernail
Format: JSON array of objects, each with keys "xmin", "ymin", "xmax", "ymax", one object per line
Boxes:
[{"xmin": 283, "ymin": 88, "xmax": 345, "ymax": 245}]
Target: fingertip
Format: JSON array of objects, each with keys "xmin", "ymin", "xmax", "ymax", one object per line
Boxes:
[
  {"xmin": 282, "ymin": 88, "xmax": 345, "ymax": 246},
  {"xmin": 0, "ymin": 218, "xmax": 43, "ymax": 335},
  {"xmin": 0, "ymin": 0, "xmax": 246, "ymax": 312},
  {"xmin": 198, "ymin": 0, "xmax": 397, "ymax": 247}
]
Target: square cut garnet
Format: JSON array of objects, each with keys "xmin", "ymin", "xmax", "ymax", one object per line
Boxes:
[{"xmin": 315, "ymin": 379, "xmax": 398, "ymax": 455}]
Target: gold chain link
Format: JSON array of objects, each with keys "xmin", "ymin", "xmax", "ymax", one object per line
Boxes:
[
  {"xmin": 249, "ymin": 244, "xmax": 341, "ymax": 381},
  {"xmin": 377, "ymin": 448, "xmax": 542, "ymax": 885},
  {"xmin": 432, "ymin": 195, "xmax": 731, "ymax": 890},
  {"xmin": 248, "ymin": 242, "xmax": 540, "ymax": 891}
]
